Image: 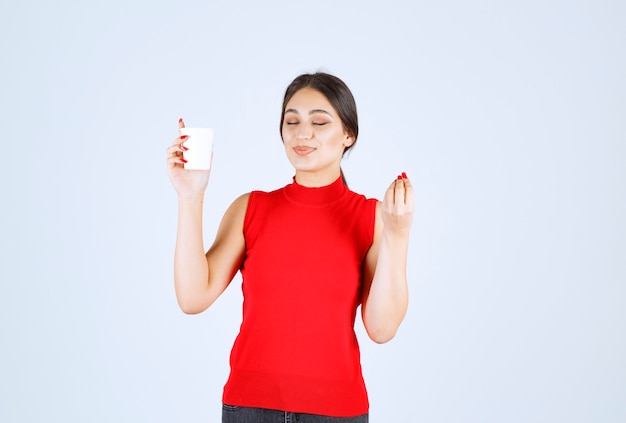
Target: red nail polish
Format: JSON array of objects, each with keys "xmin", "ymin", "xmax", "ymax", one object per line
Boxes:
[
  {"xmin": 180, "ymin": 145, "xmax": 189, "ymax": 151},
  {"xmin": 402, "ymin": 172, "xmax": 407, "ymax": 179},
  {"xmin": 181, "ymin": 158, "xmax": 188, "ymax": 163},
  {"xmin": 179, "ymin": 118, "xmax": 183, "ymax": 124},
  {"xmin": 397, "ymin": 175, "xmax": 402, "ymax": 180},
  {"xmin": 180, "ymin": 135, "xmax": 188, "ymax": 140}
]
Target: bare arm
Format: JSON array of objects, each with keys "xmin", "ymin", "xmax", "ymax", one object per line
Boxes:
[
  {"xmin": 173, "ymin": 193, "xmax": 248, "ymax": 314},
  {"xmin": 167, "ymin": 118, "xmax": 247, "ymax": 314},
  {"xmin": 361, "ymin": 175, "xmax": 414, "ymax": 343}
]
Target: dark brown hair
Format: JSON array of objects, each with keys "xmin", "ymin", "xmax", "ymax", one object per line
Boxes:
[{"xmin": 280, "ymin": 72, "xmax": 358, "ymax": 185}]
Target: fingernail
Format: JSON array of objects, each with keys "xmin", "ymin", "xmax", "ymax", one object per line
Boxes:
[
  {"xmin": 402, "ymin": 172, "xmax": 407, "ymax": 179},
  {"xmin": 397, "ymin": 175, "xmax": 402, "ymax": 180},
  {"xmin": 180, "ymin": 135, "xmax": 189, "ymax": 140},
  {"xmin": 181, "ymin": 158, "xmax": 188, "ymax": 163},
  {"xmin": 179, "ymin": 118, "xmax": 183, "ymax": 124},
  {"xmin": 180, "ymin": 145, "xmax": 189, "ymax": 151}
]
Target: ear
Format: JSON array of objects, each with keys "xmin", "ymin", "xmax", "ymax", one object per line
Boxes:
[{"xmin": 343, "ymin": 133, "xmax": 355, "ymax": 148}]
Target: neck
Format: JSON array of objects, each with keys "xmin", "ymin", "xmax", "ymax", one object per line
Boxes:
[
  {"xmin": 286, "ymin": 173, "xmax": 346, "ymax": 206},
  {"xmin": 294, "ymin": 169, "xmax": 342, "ymax": 188}
]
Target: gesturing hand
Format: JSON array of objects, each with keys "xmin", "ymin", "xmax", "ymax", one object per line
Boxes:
[
  {"xmin": 166, "ymin": 118, "xmax": 212, "ymax": 199},
  {"xmin": 381, "ymin": 173, "xmax": 414, "ymax": 236}
]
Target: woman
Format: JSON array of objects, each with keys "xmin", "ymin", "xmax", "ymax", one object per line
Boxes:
[{"xmin": 166, "ymin": 72, "xmax": 413, "ymax": 422}]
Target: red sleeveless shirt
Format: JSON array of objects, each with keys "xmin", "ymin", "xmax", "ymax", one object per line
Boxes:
[{"xmin": 222, "ymin": 176, "xmax": 378, "ymax": 417}]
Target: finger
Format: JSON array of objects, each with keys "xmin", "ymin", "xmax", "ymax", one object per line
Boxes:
[
  {"xmin": 166, "ymin": 138, "xmax": 189, "ymax": 157},
  {"xmin": 167, "ymin": 154, "xmax": 188, "ymax": 167},
  {"xmin": 166, "ymin": 147, "xmax": 185, "ymax": 160},
  {"xmin": 178, "ymin": 117, "xmax": 185, "ymax": 135},
  {"xmin": 178, "ymin": 135, "xmax": 189, "ymax": 149},
  {"xmin": 384, "ymin": 179, "xmax": 397, "ymax": 207},
  {"xmin": 169, "ymin": 135, "xmax": 189, "ymax": 148},
  {"xmin": 166, "ymin": 149, "xmax": 181, "ymax": 163},
  {"xmin": 394, "ymin": 177, "xmax": 405, "ymax": 205},
  {"xmin": 399, "ymin": 172, "xmax": 412, "ymax": 205},
  {"xmin": 402, "ymin": 177, "xmax": 414, "ymax": 211}
]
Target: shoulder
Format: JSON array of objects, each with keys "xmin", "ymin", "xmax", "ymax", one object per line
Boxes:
[
  {"xmin": 345, "ymin": 188, "xmax": 379, "ymax": 214},
  {"xmin": 230, "ymin": 192, "xmax": 251, "ymax": 210},
  {"xmin": 247, "ymin": 184, "xmax": 290, "ymax": 206},
  {"xmin": 251, "ymin": 184, "xmax": 288, "ymax": 196},
  {"xmin": 240, "ymin": 186, "xmax": 286, "ymax": 228},
  {"xmin": 345, "ymin": 185, "xmax": 379, "ymax": 203},
  {"xmin": 219, "ymin": 193, "xmax": 251, "ymax": 227}
]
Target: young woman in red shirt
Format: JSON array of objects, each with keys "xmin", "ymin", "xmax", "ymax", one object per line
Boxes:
[{"xmin": 166, "ymin": 72, "xmax": 414, "ymax": 422}]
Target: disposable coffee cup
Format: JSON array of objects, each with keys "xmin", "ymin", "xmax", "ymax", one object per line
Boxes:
[{"xmin": 180, "ymin": 127, "xmax": 213, "ymax": 170}]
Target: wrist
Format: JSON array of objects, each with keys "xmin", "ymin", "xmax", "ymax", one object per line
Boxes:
[
  {"xmin": 177, "ymin": 192, "xmax": 205, "ymax": 206},
  {"xmin": 381, "ymin": 227, "xmax": 410, "ymax": 246}
]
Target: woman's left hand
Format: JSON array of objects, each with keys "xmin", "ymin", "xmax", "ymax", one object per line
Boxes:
[
  {"xmin": 361, "ymin": 173, "xmax": 414, "ymax": 342},
  {"xmin": 381, "ymin": 173, "xmax": 414, "ymax": 237}
]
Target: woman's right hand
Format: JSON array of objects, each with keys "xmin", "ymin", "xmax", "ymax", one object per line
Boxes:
[{"xmin": 166, "ymin": 118, "xmax": 212, "ymax": 199}]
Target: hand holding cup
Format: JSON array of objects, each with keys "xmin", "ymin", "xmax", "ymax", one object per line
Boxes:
[{"xmin": 167, "ymin": 118, "xmax": 213, "ymax": 198}]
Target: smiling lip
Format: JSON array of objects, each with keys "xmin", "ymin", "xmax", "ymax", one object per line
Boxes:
[{"xmin": 294, "ymin": 146, "xmax": 316, "ymax": 156}]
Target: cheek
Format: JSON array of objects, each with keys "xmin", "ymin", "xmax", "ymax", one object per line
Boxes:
[
  {"xmin": 281, "ymin": 131, "xmax": 294, "ymax": 144},
  {"xmin": 281, "ymin": 125, "xmax": 296, "ymax": 138}
]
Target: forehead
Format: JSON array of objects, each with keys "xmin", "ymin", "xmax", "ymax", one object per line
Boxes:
[{"xmin": 285, "ymin": 87, "xmax": 335, "ymax": 113}]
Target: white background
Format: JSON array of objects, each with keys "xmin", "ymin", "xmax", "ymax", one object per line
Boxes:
[{"xmin": 1, "ymin": 0, "xmax": 624, "ymax": 421}]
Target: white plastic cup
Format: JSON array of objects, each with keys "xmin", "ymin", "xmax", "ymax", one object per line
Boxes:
[{"xmin": 180, "ymin": 127, "xmax": 213, "ymax": 170}]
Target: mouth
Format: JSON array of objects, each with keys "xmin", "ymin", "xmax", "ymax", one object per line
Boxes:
[{"xmin": 293, "ymin": 146, "xmax": 316, "ymax": 156}]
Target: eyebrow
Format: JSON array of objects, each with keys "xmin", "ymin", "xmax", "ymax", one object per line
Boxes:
[{"xmin": 284, "ymin": 108, "xmax": 332, "ymax": 116}]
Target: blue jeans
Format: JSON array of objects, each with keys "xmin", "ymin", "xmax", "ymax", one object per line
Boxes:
[{"xmin": 222, "ymin": 404, "xmax": 369, "ymax": 422}]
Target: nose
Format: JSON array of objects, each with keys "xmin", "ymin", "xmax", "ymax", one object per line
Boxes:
[{"xmin": 296, "ymin": 125, "xmax": 312, "ymax": 140}]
